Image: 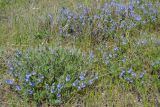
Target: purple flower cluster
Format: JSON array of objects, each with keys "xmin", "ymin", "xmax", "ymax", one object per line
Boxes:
[
  {"xmin": 119, "ymin": 67, "xmax": 146, "ymax": 83},
  {"xmin": 6, "ymin": 79, "xmax": 14, "ymax": 85},
  {"xmin": 57, "ymin": 1, "xmax": 158, "ymax": 37},
  {"xmin": 72, "ymin": 72, "xmax": 98, "ymax": 90},
  {"xmin": 25, "ymin": 73, "xmax": 31, "ymax": 82},
  {"xmin": 5, "ymin": 71, "xmax": 98, "ymax": 101}
]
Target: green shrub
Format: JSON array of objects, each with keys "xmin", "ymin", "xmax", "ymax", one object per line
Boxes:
[{"xmin": 6, "ymin": 47, "xmax": 98, "ymax": 105}]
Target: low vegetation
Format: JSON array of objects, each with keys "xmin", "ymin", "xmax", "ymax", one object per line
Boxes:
[{"xmin": 0, "ymin": 0, "xmax": 160, "ymax": 106}]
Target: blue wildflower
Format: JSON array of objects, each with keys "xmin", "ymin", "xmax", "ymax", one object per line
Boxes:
[
  {"xmin": 25, "ymin": 73, "xmax": 31, "ymax": 82},
  {"xmin": 130, "ymin": 12, "xmax": 142, "ymax": 21},
  {"xmin": 50, "ymin": 83, "xmax": 55, "ymax": 92},
  {"xmin": 79, "ymin": 15, "xmax": 84, "ymax": 22},
  {"xmin": 57, "ymin": 93, "xmax": 61, "ymax": 100},
  {"xmin": 28, "ymin": 90, "xmax": 33, "ymax": 95},
  {"xmin": 131, "ymin": 72, "xmax": 137, "ymax": 77},
  {"xmin": 26, "ymin": 73, "xmax": 31, "ymax": 78},
  {"xmin": 29, "ymin": 82, "xmax": 35, "ymax": 87},
  {"xmin": 89, "ymin": 79, "xmax": 94, "ymax": 85},
  {"xmin": 135, "ymin": 15, "xmax": 142, "ymax": 21},
  {"xmin": 51, "ymin": 88, "xmax": 55, "ymax": 93},
  {"xmin": 78, "ymin": 86, "xmax": 81, "ymax": 90},
  {"xmin": 122, "ymin": 58, "xmax": 125, "ymax": 63},
  {"xmin": 79, "ymin": 73, "xmax": 85, "ymax": 80},
  {"xmin": 139, "ymin": 72, "xmax": 145, "ymax": 79},
  {"xmin": 83, "ymin": 7, "xmax": 90, "ymax": 15},
  {"xmin": 119, "ymin": 5, "xmax": 126, "ymax": 11},
  {"xmin": 124, "ymin": 77, "xmax": 133, "ymax": 83},
  {"xmin": 128, "ymin": 68, "xmax": 132, "ymax": 73},
  {"xmin": 57, "ymin": 84, "xmax": 63, "ymax": 92},
  {"xmin": 57, "ymin": 84, "xmax": 62, "ymax": 89},
  {"xmin": 148, "ymin": 3, "xmax": 152, "ymax": 8},
  {"xmin": 120, "ymin": 70, "xmax": 125, "ymax": 78},
  {"xmin": 128, "ymin": 4, "xmax": 134, "ymax": 11},
  {"xmin": 16, "ymin": 85, "xmax": 21, "ymax": 91},
  {"xmin": 72, "ymin": 80, "xmax": 79, "ymax": 87},
  {"xmin": 94, "ymin": 15, "xmax": 100, "ymax": 20},
  {"xmin": 25, "ymin": 77, "xmax": 29, "ymax": 82},
  {"xmin": 45, "ymin": 83, "xmax": 49, "ymax": 90},
  {"xmin": 6, "ymin": 79, "xmax": 14, "ymax": 85},
  {"xmin": 32, "ymin": 71, "xmax": 36, "ymax": 75},
  {"xmin": 80, "ymin": 82, "xmax": 86, "ymax": 88},
  {"xmin": 66, "ymin": 74, "xmax": 71, "ymax": 82},
  {"xmin": 152, "ymin": 16, "xmax": 156, "ymax": 22},
  {"xmin": 140, "ymin": 5, "xmax": 145, "ymax": 10},
  {"xmin": 114, "ymin": 46, "xmax": 118, "ymax": 52}
]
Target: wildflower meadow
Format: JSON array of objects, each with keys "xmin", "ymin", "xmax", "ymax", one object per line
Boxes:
[{"xmin": 0, "ymin": 0, "xmax": 160, "ymax": 106}]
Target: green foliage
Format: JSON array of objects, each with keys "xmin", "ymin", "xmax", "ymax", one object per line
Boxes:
[{"xmin": 6, "ymin": 47, "xmax": 98, "ymax": 106}]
